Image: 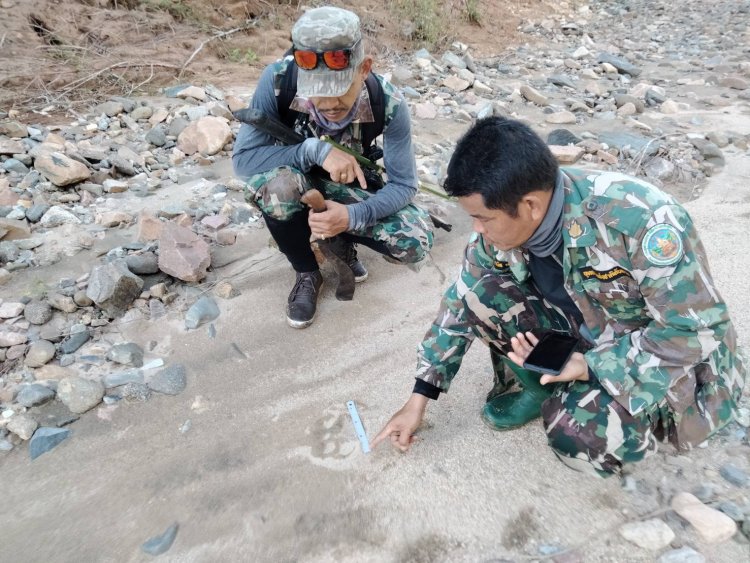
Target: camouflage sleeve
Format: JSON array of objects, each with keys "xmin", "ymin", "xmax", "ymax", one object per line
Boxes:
[
  {"xmin": 416, "ymin": 238, "xmax": 481, "ymax": 391},
  {"xmin": 584, "ymin": 204, "xmax": 733, "ymax": 415}
]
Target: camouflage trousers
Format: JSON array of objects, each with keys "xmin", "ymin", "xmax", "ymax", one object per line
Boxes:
[
  {"xmin": 466, "ymin": 272, "xmax": 661, "ymax": 478},
  {"xmin": 244, "ymin": 166, "xmax": 433, "ymax": 264}
]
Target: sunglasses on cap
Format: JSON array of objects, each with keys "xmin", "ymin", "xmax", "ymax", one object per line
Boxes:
[{"xmin": 293, "ymin": 39, "xmax": 361, "ymax": 71}]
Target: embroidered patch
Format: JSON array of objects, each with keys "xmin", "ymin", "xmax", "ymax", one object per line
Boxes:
[
  {"xmin": 642, "ymin": 223, "xmax": 683, "ymax": 266},
  {"xmin": 567, "ymin": 220, "xmax": 583, "ymax": 240},
  {"xmin": 494, "ymin": 260, "xmax": 510, "ymax": 270},
  {"xmin": 579, "ymin": 266, "xmax": 633, "ymax": 282}
]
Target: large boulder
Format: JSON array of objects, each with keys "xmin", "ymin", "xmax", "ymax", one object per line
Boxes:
[
  {"xmin": 34, "ymin": 151, "xmax": 91, "ymax": 187},
  {"xmin": 177, "ymin": 116, "xmax": 232, "ymax": 156}
]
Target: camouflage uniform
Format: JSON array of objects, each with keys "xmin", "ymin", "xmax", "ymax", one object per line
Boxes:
[
  {"xmin": 243, "ymin": 57, "xmax": 433, "ymax": 265},
  {"xmin": 417, "ymin": 168, "xmax": 746, "ymax": 477}
]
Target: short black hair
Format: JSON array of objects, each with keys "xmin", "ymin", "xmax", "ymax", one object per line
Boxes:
[{"xmin": 443, "ymin": 116, "xmax": 558, "ymax": 216}]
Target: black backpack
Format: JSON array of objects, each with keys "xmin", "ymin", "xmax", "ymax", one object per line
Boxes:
[{"xmin": 275, "ymin": 59, "xmax": 386, "ymax": 159}]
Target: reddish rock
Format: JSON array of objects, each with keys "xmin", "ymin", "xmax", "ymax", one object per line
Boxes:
[
  {"xmin": 201, "ymin": 214, "xmax": 230, "ymax": 230},
  {"xmin": 0, "ymin": 178, "xmax": 19, "ymax": 206},
  {"xmin": 177, "ymin": 116, "xmax": 233, "ymax": 156},
  {"xmin": 216, "ymin": 229, "xmax": 236, "ymax": 246},
  {"xmin": 136, "ymin": 212, "xmax": 164, "ymax": 242},
  {"xmin": 158, "ymin": 222, "xmax": 211, "ymax": 282},
  {"xmin": 0, "ymin": 217, "xmax": 31, "ymax": 240},
  {"xmin": 34, "ymin": 151, "xmax": 91, "ymax": 186}
]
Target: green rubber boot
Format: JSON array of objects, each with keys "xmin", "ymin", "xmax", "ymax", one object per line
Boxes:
[{"xmin": 481, "ymin": 361, "xmax": 554, "ymax": 431}]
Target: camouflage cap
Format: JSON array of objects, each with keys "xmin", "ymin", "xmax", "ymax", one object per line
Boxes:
[{"xmin": 291, "ymin": 7, "xmax": 364, "ymax": 98}]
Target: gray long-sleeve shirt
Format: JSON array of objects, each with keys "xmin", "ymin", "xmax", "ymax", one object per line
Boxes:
[{"xmin": 232, "ymin": 62, "xmax": 419, "ymax": 231}]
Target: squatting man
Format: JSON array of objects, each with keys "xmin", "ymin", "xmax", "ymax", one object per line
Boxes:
[
  {"xmin": 233, "ymin": 6, "xmax": 433, "ymax": 329},
  {"xmin": 374, "ymin": 117, "xmax": 746, "ymax": 477}
]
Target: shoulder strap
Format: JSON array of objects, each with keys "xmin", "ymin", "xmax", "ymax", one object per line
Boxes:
[
  {"xmin": 277, "ymin": 54, "xmax": 300, "ymax": 127},
  {"xmin": 361, "ymin": 73, "xmax": 385, "ymax": 151}
]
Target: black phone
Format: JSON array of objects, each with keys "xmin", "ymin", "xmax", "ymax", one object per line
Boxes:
[{"xmin": 522, "ymin": 332, "xmax": 579, "ymax": 375}]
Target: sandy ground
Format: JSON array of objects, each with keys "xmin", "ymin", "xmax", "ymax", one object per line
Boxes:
[{"xmin": 1, "ymin": 123, "xmax": 749, "ymax": 560}]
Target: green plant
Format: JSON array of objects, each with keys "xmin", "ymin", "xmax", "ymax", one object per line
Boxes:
[
  {"xmin": 395, "ymin": 0, "xmax": 448, "ymax": 47},
  {"xmin": 227, "ymin": 48, "xmax": 259, "ymax": 65},
  {"xmin": 139, "ymin": 0, "xmax": 196, "ymax": 22},
  {"xmin": 464, "ymin": 0, "xmax": 481, "ymax": 24}
]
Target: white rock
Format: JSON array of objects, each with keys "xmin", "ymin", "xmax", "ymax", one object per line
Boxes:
[
  {"xmin": 176, "ymin": 86, "xmax": 206, "ymax": 100},
  {"xmin": 619, "ymin": 519, "xmax": 675, "ymax": 550},
  {"xmin": 0, "ymin": 302, "xmax": 24, "ymax": 318},
  {"xmin": 572, "ymin": 46, "xmax": 590, "ymax": 59},
  {"xmin": 39, "ymin": 206, "xmax": 81, "ymax": 227},
  {"xmin": 414, "ymin": 103, "xmax": 437, "ymax": 119},
  {"xmin": 545, "ymin": 111, "xmax": 577, "ymax": 124},
  {"xmin": 7, "ymin": 414, "xmax": 38, "ymax": 441},
  {"xmin": 177, "ymin": 116, "xmax": 232, "ymax": 156},
  {"xmin": 661, "ymin": 99, "xmax": 681, "ymax": 114}
]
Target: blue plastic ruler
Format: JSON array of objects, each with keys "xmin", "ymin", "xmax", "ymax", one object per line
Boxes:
[{"xmin": 346, "ymin": 400, "xmax": 370, "ymax": 454}]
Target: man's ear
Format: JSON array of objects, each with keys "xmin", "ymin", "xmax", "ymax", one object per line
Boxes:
[
  {"xmin": 522, "ymin": 191, "xmax": 552, "ymax": 222},
  {"xmin": 359, "ymin": 56, "xmax": 373, "ymax": 79}
]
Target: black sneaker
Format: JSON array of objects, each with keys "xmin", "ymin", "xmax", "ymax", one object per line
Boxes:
[
  {"xmin": 286, "ymin": 270, "xmax": 324, "ymax": 329},
  {"xmin": 330, "ymin": 238, "xmax": 368, "ymax": 282}
]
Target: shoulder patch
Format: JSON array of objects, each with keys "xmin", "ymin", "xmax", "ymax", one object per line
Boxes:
[{"xmin": 641, "ymin": 223, "xmax": 683, "ymax": 266}]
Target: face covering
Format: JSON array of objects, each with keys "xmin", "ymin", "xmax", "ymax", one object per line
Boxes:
[
  {"xmin": 522, "ymin": 171, "xmax": 564, "ymax": 257},
  {"xmin": 305, "ymin": 93, "xmax": 362, "ymax": 136}
]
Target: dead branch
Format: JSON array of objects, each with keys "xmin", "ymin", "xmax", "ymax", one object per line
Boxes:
[
  {"xmin": 54, "ymin": 61, "xmax": 182, "ymax": 101},
  {"xmin": 179, "ymin": 18, "xmax": 260, "ymax": 78}
]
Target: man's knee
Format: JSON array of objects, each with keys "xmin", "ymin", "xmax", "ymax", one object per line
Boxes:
[
  {"xmin": 375, "ymin": 219, "xmax": 434, "ymax": 264},
  {"xmin": 244, "ymin": 166, "xmax": 311, "ymax": 220},
  {"xmin": 541, "ymin": 394, "xmax": 654, "ymax": 478}
]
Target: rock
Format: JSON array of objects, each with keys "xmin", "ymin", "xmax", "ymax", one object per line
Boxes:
[
  {"xmin": 145, "ymin": 126, "xmax": 167, "ymax": 147},
  {"xmin": 719, "ymin": 77, "xmax": 748, "ymax": 90},
  {"xmin": 57, "ymin": 376, "xmax": 104, "ymax": 414},
  {"xmin": 185, "ymin": 297, "xmax": 220, "ymax": 329},
  {"xmin": 0, "ymin": 121, "xmax": 28, "ymax": 138},
  {"xmin": 547, "ymin": 74, "xmax": 577, "ymax": 90},
  {"xmin": 657, "ymin": 547, "xmax": 706, "ymax": 563},
  {"xmin": 176, "ymin": 85, "xmax": 206, "ymax": 100},
  {"xmin": 201, "ymin": 215, "xmax": 229, "ymax": 230},
  {"xmin": 719, "ymin": 464, "xmax": 748, "ymax": 487},
  {"xmin": 671, "ymin": 492, "xmax": 737, "ymax": 544},
  {"xmin": 441, "ymin": 51, "xmax": 466, "ymax": 70},
  {"xmin": 214, "ymin": 281, "xmax": 239, "ymax": 299},
  {"xmin": 644, "ymin": 157, "xmax": 676, "ymax": 180},
  {"xmin": 520, "ymin": 85, "xmax": 549, "ymax": 106},
  {"xmin": 24, "ymin": 301, "xmax": 52, "ymax": 325},
  {"xmin": 618, "ymin": 519, "xmax": 675, "ymax": 550},
  {"xmin": 442, "ymin": 75, "xmax": 471, "ymax": 92},
  {"xmin": 47, "ymin": 292, "xmax": 77, "ymax": 313},
  {"xmin": 661, "ymin": 100, "xmax": 681, "ymax": 114},
  {"xmin": 77, "ymin": 140, "xmax": 110, "ymax": 161},
  {"xmin": 7, "ymin": 414, "xmax": 38, "ymax": 440},
  {"xmin": 158, "ymin": 222, "xmax": 211, "ymax": 282},
  {"xmin": 414, "ymin": 103, "xmax": 437, "ymax": 119},
  {"xmin": 95, "ymin": 100, "xmax": 124, "ymax": 116},
  {"xmin": 717, "ymin": 501, "xmax": 745, "ymax": 522},
  {"xmin": 33, "ymin": 152, "xmax": 91, "ymax": 186},
  {"xmin": 86, "ymin": 260, "xmax": 144, "ymax": 316},
  {"xmin": 125, "ymin": 252, "xmax": 159, "ymax": 275},
  {"xmin": 136, "ymin": 212, "xmax": 164, "ymax": 242},
  {"xmin": 148, "ymin": 364, "xmax": 187, "ymax": 395},
  {"xmin": 34, "ymin": 364, "xmax": 76, "ymax": 381},
  {"xmin": 3, "ymin": 158, "xmax": 29, "ymax": 174},
  {"xmin": 141, "ymin": 522, "xmax": 179, "ymax": 556},
  {"xmin": 0, "ymin": 267, "xmax": 10, "ymax": 283},
  {"xmin": 168, "ymin": 117, "xmax": 189, "ymax": 137},
  {"xmin": 102, "ymin": 369, "xmax": 144, "ymax": 388},
  {"xmin": 177, "ymin": 116, "xmax": 232, "ymax": 156},
  {"xmin": 121, "ymin": 382, "xmax": 151, "ymax": 402},
  {"xmin": 0, "ymin": 178, "xmax": 18, "ymax": 206},
  {"xmin": 97, "ymin": 211, "xmax": 134, "ymax": 227},
  {"xmin": 691, "ymin": 139, "xmax": 725, "ymax": 167},
  {"xmin": 546, "ymin": 111, "xmax": 577, "ymax": 124},
  {"xmin": 102, "ymin": 179, "xmax": 129, "ymax": 193},
  {"xmin": 598, "ymin": 131, "xmax": 661, "ymax": 156},
  {"xmin": 617, "ymin": 102, "xmax": 637, "ymax": 116},
  {"xmin": 107, "ymin": 342, "xmax": 144, "ymax": 367},
  {"xmin": 0, "ymin": 301, "xmax": 24, "ymax": 318},
  {"xmin": 39, "ymin": 206, "xmax": 81, "ymax": 227},
  {"xmin": 60, "ymin": 325, "xmax": 90, "ymax": 354},
  {"xmin": 597, "ymin": 53, "xmax": 641, "ymax": 77},
  {"xmin": 0, "ymin": 217, "xmax": 31, "ymax": 240},
  {"xmin": 25, "ymin": 340, "xmax": 56, "ymax": 367},
  {"xmin": 550, "ymin": 145, "xmax": 584, "ymax": 164},
  {"xmin": 0, "ymin": 139, "xmax": 25, "ymax": 155},
  {"xmin": 16, "ymin": 384, "xmax": 55, "ymax": 407},
  {"xmin": 0, "ymin": 330, "xmax": 27, "ymax": 346},
  {"xmin": 26, "ymin": 204, "xmax": 50, "ymax": 223},
  {"xmin": 130, "ymin": 105, "xmax": 153, "ymax": 120},
  {"xmin": 29, "ymin": 427, "xmax": 70, "ymax": 460}
]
